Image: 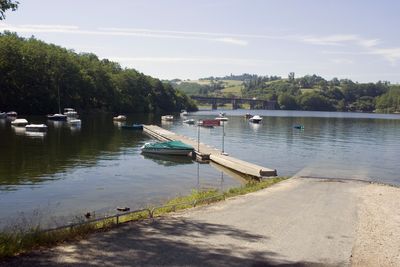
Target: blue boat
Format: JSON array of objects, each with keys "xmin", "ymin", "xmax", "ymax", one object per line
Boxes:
[{"xmin": 121, "ymin": 124, "xmax": 143, "ymax": 130}]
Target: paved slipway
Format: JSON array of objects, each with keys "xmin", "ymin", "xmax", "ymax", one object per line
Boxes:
[{"xmin": 1, "ymin": 177, "xmax": 399, "ymax": 267}]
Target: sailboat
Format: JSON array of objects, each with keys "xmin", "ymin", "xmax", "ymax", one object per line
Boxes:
[{"xmin": 47, "ymin": 84, "xmax": 67, "ymax": 121}]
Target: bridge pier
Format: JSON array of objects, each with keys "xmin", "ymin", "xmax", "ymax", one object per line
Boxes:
[
  {"xmin": 263, "ymin": 101, "xmax": 276, "ymax": 110},
  {"xmin": 232, "ymin": 100, "xmax": 240, "ymax": 110},
  {"xmin": 211, "ymin": 101, "xmax": 218, "ymax": 110}
]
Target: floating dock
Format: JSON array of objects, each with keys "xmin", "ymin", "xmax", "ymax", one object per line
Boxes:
[{"xmin": 143, "ymin": 125, "xmax": 277, "ymax": 178}]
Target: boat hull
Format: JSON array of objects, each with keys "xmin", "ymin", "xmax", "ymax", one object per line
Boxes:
[
  {"xmin": 47, "ymin": 114, "xmax": 67, "ymax": 121},
  {"xmin": 141, "ymin": 148, "xmax": 193, "ymax": 155},
  {"xmin": 26, "ymin": 124, "xmax": 48, "ymax": 132}
]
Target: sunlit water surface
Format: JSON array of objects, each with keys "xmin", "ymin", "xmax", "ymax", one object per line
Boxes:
[{"xmin": 0, "ymin": 110, "xmax": 399, "ymax": 228}]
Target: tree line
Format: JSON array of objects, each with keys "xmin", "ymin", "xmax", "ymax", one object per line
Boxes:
[
  {"xmin": 241, "ymin": 73, "xmax": 399, "ymax": 113},
  {"xmin": 0, "ymin": 32, "xmax": 197, "ymax": 115}
]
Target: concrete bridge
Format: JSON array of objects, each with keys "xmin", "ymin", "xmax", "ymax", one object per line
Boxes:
[{"xmin": 190, "ymin": 96, "xmax": 276, "ymax": 110}]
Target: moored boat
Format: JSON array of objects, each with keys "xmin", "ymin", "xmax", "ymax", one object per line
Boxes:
[
  {"xmin": 0, "ymin": 112, "xmax": 6, "ymax": 119},
  {"xmin": 161, "ymin": 115, "xmax": 174, "ymax": 121},
  {"xmin": 249, "ymin": 115, "xmax": 262, "ymax": 123},
  {"xmin": 180, "ymin": 110, "xmax": 188, "ymax": 116},
  {"xmin": 67, "ymin": 118, "xmax": 81, "ymax": 126},
  {"xmin": 47, "ymin": 113, "xmax": 67, "ymax": 121},
  {"xmin": 245, "ymin": 113, "xmax": 253, "ymax": 119},
  {"xmin": 25, "ymin": 124, "xmax": 48, "ymax": 132},
  {"xmin": 6, "ymin": 111, "xmax": 17, "ymax": 117},
  {"xmin": 64, "ymin": 108, "xmax": 78, "ymax": 117},
  {"xmin": 183, "ymin": 119, "xmax": 195, "ymax": 125},
  {"xmin": 11, "ymin": 118, "xmax": 28, "ymax": 127},
  {"xmin": 121, "ymin": 124, "xmax": 143, "ymax": 130},
  {"xmin": 215, "ymin": 116, "xmax": 228, "ymax": 121},
  {"xmin": 113, "ymin": 115, "xmax": 127, "ymax": 121},
  {"xmin": 141, "ymin": 140, "xmax": 194, "ymax": 155},
  {"xmin": 197, "ymin": 119, "xmax": 220, "ymax": 127}
]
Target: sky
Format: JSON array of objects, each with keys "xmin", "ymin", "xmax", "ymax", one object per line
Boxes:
[{"xmin": 1, "ymin": 0, "xmax": 400, "ymax": 83}]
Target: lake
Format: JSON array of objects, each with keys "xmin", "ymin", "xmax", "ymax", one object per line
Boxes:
[{"xmin": 0, "ymin": 110, "xmax": 399, "ymax": 228}]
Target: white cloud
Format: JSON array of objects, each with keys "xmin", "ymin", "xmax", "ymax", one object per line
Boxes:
[
  {"xmin": 0, "ymin": 23, "xmax": 248, "ymax": 46},
  {"xmin": 367, "ymin": 47, "xmax": 400, "ymax": 63},
  {"xmin": 19, "ymin": 24, "xmax": 79, "ymax": 30},
  {"xmin": 2, "ymin": 23, "xmax": 400, "ymax": 63},
  {"xmin": 107, "ymin": 56, "xmax": 292, "ymax": 66},
  {"xmin": 330, "ymin": 58, "xmax": 354, "ymax": 64}
]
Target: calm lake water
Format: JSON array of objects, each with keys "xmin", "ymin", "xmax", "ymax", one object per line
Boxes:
[{"xmin": 0, "ymin": 110, "xmax": 399, "ymax": 228}]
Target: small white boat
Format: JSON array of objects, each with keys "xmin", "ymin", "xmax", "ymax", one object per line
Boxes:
[
  {"xmin": 64, "ymin": 108, "xmax": 78, "ymax": 117},
  {"xmin": 215, "ymin": 116, "xmax": 228, "ymax": 121},
  {"xmin": 47, "ymin": 113, "xmax": 67, "ymax": 121},
  {"xmin": 0, "ymin": 112, "xmax": 6, "ymax": 119},
  {"xmin": 183, "ymin": 119, "xmax": 195, "ymax": 125},
  {"xmin": 219, "ymin": 112, "xmax": 226, "ymax": 116},
  {"xmin": 68, "ymin": 119, "xmax": 81, "ymax": 125},
  {"xmin": 161, "ymin": 115, "xmax": 174, "ymax": 121},
  {"xmin": 113, "ymin": 115, "xmax": 127, "ymax": 121},
  {"xmin": 180, "ymin": 110, "xmax": 188, "ymax": 116},
  {"xmin": 25, "ymin": 124, "xmax": 48, "ymax": 132},
  {"xmin": 11, "ymin": 118, "xmax": 28, "ymax": 126},
  {"xmin": 249, "ymin": 115, "xmax": 262, "ymax": 123}
]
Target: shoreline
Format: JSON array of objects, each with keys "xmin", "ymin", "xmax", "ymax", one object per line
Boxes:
[{"xmin": 1, "ymin": 177, "xmax": 399, "ymax": 266}]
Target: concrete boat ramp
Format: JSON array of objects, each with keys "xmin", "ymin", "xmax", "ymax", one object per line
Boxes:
[{"xmin": 143, "ymin": 125, "xmax": 277, "ymax": 178}]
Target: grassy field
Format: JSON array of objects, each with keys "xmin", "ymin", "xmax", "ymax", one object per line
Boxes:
[
  {"xmin": 188, "ymin": 79, "xmax": 244, "ymax": 97},
  {"xmin": 300, "ymin": 87, "xmax": 320, "ymax": 93}
]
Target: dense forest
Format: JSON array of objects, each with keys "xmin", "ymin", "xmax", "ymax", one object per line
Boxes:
[
  {"xmin": 173, "ymin": 73, "xmax": 400, "ymax": 113},
  {"xmin": 0, "ymin": 32, "xmax": 197, "ymax": 115}
]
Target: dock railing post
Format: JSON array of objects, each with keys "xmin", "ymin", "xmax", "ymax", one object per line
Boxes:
[
  {"xmin": 197, "ymin": 124, "xmax": 200, "ymax": 153},
  {"xmin": 222, "ymin": 121, "xmax": 224, "ymax": 153}
]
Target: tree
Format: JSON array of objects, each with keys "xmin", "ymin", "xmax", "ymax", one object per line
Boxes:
[
  {"xmin": 298, "ymin": 92, "xmax": 334, "ymax": 111},
  {"xmin": 0, "ymin": 32, "xmax": 198, "ymax": 114},
  {"xmin": 278, "ymin": 93, "xmax": 298, "ymax": 110},
  {"xmin": 288, "ymin": 72, "xmax": 295, "ymax": 82},
  {"xmin": 0, "ymin": 0, "xmax": 18, "ymax": 20}
]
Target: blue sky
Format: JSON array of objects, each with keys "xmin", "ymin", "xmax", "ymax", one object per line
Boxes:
[{"xmin": 1, "ymin": 0, "xmax": 400, "ymax": 82}]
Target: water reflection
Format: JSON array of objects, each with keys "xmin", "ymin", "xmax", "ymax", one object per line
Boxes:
[
  {"xmin": 141, "ymin": 153, "xmax": 194, "ymax": 167},
  {"xmin": 12, "ymin": 125, "xmax": 26, "ymax": 136},
  {"xmin": 1, "ymin": 110, "xmax": 400, "ymax": 229},
  {"xmin": 248, "ymin": 122, "xmax": 261, "ymax": 132},
  {"xmin": 113, "ymin": 121, "xmax": 124, "ymax": 127},
  {"xmin": 25, "ymin": 131, "xmax": 47, "ymax": 139},
  {"xmin": 69, "ymin": 125, "xmax": 81, "ymax": 133},
  {"xmin": 47, "ymin": 120, "xmax": 65, "ymax": 129}
]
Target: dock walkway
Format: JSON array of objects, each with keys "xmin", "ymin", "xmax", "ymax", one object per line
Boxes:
[{"xmin": 143, "ymin": 125, "xmax": 277, "ymax": 178}]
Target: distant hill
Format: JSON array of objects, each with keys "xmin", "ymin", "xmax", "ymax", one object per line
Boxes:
[{"xmin": 169, "ymin": 73, "xmax": 399, "ymax": 113}]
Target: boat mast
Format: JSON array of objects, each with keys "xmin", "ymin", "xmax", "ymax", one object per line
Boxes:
[{"xmin": 57, "ymin": 84, "xmax": 61, "ymax": 114}]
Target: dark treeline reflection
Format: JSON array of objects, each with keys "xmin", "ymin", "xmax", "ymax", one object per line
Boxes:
[{"xmin": 0, "ymin": 113, "xmax": 152, "ymax": 189}]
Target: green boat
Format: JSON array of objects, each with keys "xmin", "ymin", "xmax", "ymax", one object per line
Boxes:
[{"xmin": 141, "ymin": 140, "xmax": 194, "ymax": 155}]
